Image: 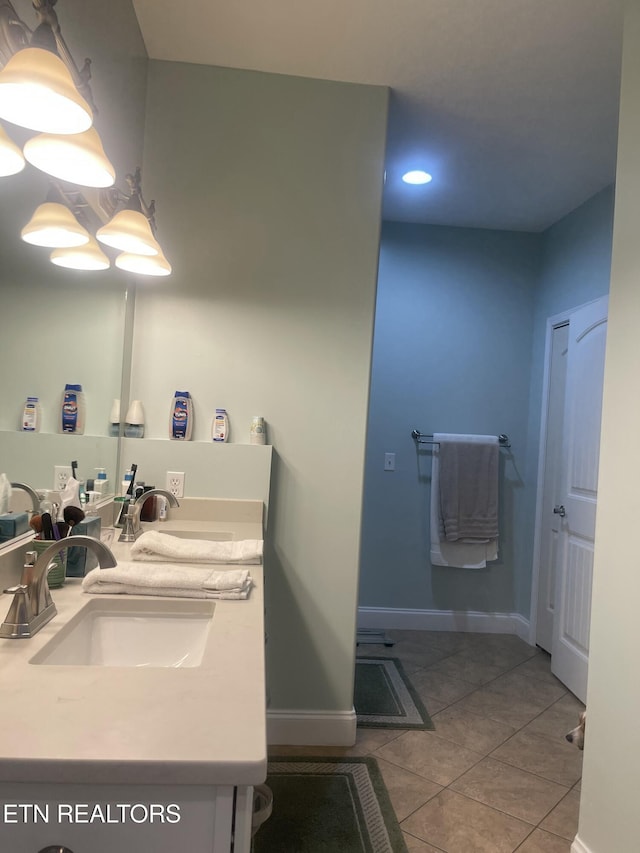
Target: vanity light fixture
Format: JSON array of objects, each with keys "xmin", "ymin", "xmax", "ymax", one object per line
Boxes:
[
  {"xmin": 24, "ymin": 126, "xmax": 116, "ymax": 188},
  {"xmin": 0, "ymin": 2, "xmax": 94, "ymax": 135},
  {"xmin": 0, "ymin": 1, "xmax": 172, "ymax": 277},
  {"xmin": 96, "ymin": 209, "xmax": 159, "ymax": 256},
  {"xmin": 51, "ymin": 235, "xmax": 110, "ymax": 270},
  {"xmin": 21, "ymin": 200, "xmax": 90, "ymax": 248},
  {"xmin": 96, "ymin": 168, "xmax": 172, "ymax": 274},
  {"xmin": 0, "ymin": 47, "xmax": 92, "ymax": 134},
  {"xmin": 115, "ymin": 248, "xmax": 172, "ymax": 277},
  {"xmin": 0, "ymin": 123, "xmax": 25, "ymax": 175}
]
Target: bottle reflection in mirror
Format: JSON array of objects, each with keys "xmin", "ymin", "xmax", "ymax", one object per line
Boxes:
[{"xmin": 125, "ymin": 399, "xmax": 144, "ymax": 438}]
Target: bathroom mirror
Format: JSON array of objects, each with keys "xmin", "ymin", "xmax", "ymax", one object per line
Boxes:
[
  {"xmin": 0, "ymin": 166, "xmax": 129, "ymax": 516},
  {"xmin": 0, "ymin": 0, "xmax": 148, "ymax": 541}
]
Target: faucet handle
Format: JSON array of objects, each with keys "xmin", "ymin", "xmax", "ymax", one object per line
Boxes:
[
  {"xmin": 118, "ymin": 502, "xmax": 141, "ymax": 543},
  {"xmin": 3, "ymin": 584, "xmax": 29, "ymax": 595},
  {"xmin": 1, "ymin": 584, "xmax": 34, "ymax": 633}
]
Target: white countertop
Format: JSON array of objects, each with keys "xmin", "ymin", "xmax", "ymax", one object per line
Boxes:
[{"xmin": 0, "ymin": 509, "xmax": 266, "ymax": 787}]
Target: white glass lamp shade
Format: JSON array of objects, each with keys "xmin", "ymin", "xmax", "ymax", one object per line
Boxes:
[
  {"xmin": 0, "ymin": 124, "xmax": 25, "ymax": 175},
  {"xmin": 96, "ymin": 209, "xmax": 161, "ymax": 256},
  {"xmin": 0, "ymin": 47, "xmax": 93, "ymax": 135},
  {"xmin": 115, "ymin": 248, "xmax": 172, "ymax": 277},
  {"xmin": 21, "ymin": 202, "xmax": 90, "ymax": 248},
  {"xmin": 50, "ymin": 236, "xmax": 110, "ymax": 270},
  {"xmin": 24, "ymin": 127, "xmax": 115, "ymax": 187}
]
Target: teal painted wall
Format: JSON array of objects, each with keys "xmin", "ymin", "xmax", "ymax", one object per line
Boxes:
[
  {"xmin": 360, "ymin": 187, "xmax": 614, "ymax": 618},
  {"xmin": 140, "ymin": 60, "xmax": 388, "ymax": 712}
]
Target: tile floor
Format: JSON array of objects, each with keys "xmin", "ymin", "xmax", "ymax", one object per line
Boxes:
[{"xmin": 270, "ymin": 629, "xmax": 585, "ymax": 853}]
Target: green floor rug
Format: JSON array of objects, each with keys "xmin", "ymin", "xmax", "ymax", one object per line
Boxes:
[
  {"xmin": 253, "ymin": 756, "xmax": 407, "ymax": 853},
  {"xmin": 354, "ymin": 657, "xmax": 433, "ymax": 729}
]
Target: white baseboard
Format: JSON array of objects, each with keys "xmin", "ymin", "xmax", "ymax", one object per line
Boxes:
[
  {"xmin": 571, "ymin": 835, "xmax": 592, "ymax": 853},
  {"xmin": 358, "ymin": 607, "xmax": 532, "ymax": 644},
  {"xmin": 267, "ymin": 708, "xmax": 357, "ymax": 746}
]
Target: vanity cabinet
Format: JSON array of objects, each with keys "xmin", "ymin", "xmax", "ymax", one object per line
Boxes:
[{"xmin": 0, "ymin": 500, "xmax": 266, "ymax": 853}]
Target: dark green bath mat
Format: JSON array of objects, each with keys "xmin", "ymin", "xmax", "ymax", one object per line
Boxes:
[
  {"xmin": 253, "ymin": 756, "xmax": 407, "ymax": 853},
  {"xmin": 354, "ymin": 657, "xmax": 433, "ymax": 729}
]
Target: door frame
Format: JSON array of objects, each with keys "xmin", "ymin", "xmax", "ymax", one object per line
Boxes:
[{"xmin": 528, "ymin": 298, "xmax": 604, "ymax": 648}]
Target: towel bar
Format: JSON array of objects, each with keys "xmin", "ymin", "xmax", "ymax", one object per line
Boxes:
[{"xmin": 411, "ymin": 430, "xmax": 511, "ymax": 448}]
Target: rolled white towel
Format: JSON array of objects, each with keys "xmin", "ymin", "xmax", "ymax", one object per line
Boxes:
[
  {"xmin": 82, "ymin": 562, "xmax": 253, "ymax": 599},
  {"xmin": 130, "ymin": 531, "xmax": 263, "ymax": 564}
]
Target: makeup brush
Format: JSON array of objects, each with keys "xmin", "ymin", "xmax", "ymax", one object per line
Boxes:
[
  {"xmin": 63, "ymin": 506, "xmax": 85, "ymax": 529},
  {"xmin": 29, "ymin": 514, "xmax": 43, "ymax": 535}
]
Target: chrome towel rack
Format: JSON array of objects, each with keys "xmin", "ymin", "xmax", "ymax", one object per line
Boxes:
[{"xmin": 411, "ymin": 430, "xmax": 511, "ymax": 448}]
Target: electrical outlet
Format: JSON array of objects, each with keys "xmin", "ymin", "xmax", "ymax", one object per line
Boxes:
[
  {"xmin": 54, "ymin": 465, "xmax": 73, "ymax": 491},
  {"xmin": 166, "ymin": 471, "xmax": 185, "ymax": 498}
]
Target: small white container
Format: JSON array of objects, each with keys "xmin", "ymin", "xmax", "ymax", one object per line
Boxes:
[
  {"xmin": 22, "ymin": 396, "xmax": 41, "ymax": 432},
  {"xmin": 212, "ymin": 408, "xmax": 229, "ymax": 442},
  {"xmin": 109, "ymin": 398, "xmax": 121, "ymax": 437},
  {"xmin": 250, "ymin": 416, "xmax": 266, "ymax": 445},
  {"xmin": 125, "ymin": 399, "xmax": 145, "ymax": 438},
  {"xmin": 94, "ymin": 467, "xmax": 110, "ymax": 495}
]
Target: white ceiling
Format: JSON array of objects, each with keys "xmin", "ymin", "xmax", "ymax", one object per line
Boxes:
[{"xmin": 132, "ymin": 0, "xmax": 624, "ymax": 232}]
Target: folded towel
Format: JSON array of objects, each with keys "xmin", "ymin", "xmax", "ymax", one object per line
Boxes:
[
  {"xmin": 82, "ymin": 562, "xmax": 253, "ymax": 599},
  {"xmin": 430, "ymin": 435, "xmax": 498, "ymax": 569},
  {"xmin": 130, "ymin": 531, "xmax": 263, "ymax": 564},
  {"xmin": 437, "ymin": 434, "xmax": 499, "ymax": 542}
]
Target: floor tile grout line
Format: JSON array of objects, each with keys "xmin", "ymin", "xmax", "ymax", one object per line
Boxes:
[{"xmin": 365, "ymin": 631, "xmax": 582, "ymax": 849}]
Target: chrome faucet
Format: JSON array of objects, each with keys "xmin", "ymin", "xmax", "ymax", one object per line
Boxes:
[
  {"xmin": 0, "ymin": 536, "xmax": 117, "ymax": 639},
  {"xmin": 10, "ymin": 482, "xmax": 41, "ymax": 515},
  {"xmin": 118, "ymin": 489, "xmax": 180, "ymax": 543}
]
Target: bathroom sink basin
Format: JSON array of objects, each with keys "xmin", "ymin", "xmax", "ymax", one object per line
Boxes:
[{"xmin": 30, "ymin": 598, "xmax": 214, "ymax": 668}]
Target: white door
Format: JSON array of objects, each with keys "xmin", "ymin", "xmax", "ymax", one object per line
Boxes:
[
  {"xmin": 536, "ymin": 322, "xmax": 569, "ymax": 653},
  {"xmin": 551, "ymin": 296, "xmax": 608, "ymax": 701}
]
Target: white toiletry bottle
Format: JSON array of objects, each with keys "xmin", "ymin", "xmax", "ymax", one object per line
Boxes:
[
  {"xmin": 109, "ymin": 398, "xmax": 121, "ymax": 437},
  {"xmin": 170, "ymin": 391, "xmax": 193, "ymax": 440},
  {"xmin": 94, "ymin": 467, "xmax": 110, "ymax": 495},
  {"xmin": 125, "ymin": 400, "xmax": 145, "ymax": 438},
  {"xmin": 61, "ymin": 383, "xmax": 85, "ymax": 434},
  {"xmin": 22, "ymin": 396, "xmax": 41, "ymax": 432},
  {"xmin": 250, "ymin": 416, "xmax": 266, "ymax": 445},
  {"xmin": 212, "ymin": 408, "xmax": 229, "ymax": 442},
  {"xmin": 157, "ymin": 495, "xmax": 168, "ymax": 521}
]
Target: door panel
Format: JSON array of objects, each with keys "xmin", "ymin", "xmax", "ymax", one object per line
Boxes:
[
  {"xmin": 536, "ymin": 323, "xmax": 569, "ymax": 653},
  {"xmin": 551, "ymin": 296, "xmax": 607, "ymax": 701}
]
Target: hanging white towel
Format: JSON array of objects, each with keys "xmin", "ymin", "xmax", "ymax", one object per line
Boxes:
[{"xmin": 430, "ymin": 434, "xmax": 499, "ymax": 569}]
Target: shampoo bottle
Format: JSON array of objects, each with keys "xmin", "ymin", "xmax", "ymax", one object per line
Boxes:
[
  {"xmin": 61, "ymin": 384, "xmax": 85, "ymax": 434},
  {"xmin": 212, "ymin": 408, "xmax": 229, "ymax": 442},
  {"xmin": 170, "ymin": 391, "xmax": 193, "ymax": 440},
  {"xmin": 22, "ymin": 397, "xmax": 41, "ymax": 432}
]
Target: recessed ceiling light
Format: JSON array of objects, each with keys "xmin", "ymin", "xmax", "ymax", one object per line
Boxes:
[{"xmin": 402, "ymin": 170, "xmax": 432, "ymax": 185}]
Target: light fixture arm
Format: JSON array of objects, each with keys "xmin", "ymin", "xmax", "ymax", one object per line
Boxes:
[
  {"xmin": 0, "ymin": 0, "xmax": 30, "ymax": 64},
  {"xmin": 32, "ymin": 0, "xmax": 95, "ymax": 114},
  {"xmin": 120, "ymin": 167, "xmax": 158, "ymax": 235}
]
